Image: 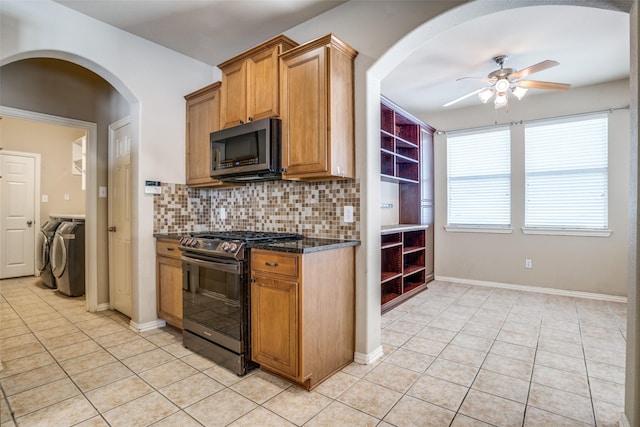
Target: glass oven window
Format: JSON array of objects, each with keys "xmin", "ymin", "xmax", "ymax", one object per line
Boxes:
[{"xmin": 184, "ymin": 265, "xmax": 242, "ymax": 341}]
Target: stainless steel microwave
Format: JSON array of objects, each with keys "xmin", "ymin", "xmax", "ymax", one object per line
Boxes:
[{"xmin": 210, "ymin": 117, "xmax": 281, "ymax": 182}]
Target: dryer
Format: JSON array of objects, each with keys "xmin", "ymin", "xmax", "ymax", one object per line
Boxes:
[
  {"xmin": 36, "ymin": 219, "xmax": 63, "ymax": 288},
  {"xmin": 50, "ymin": 221, "xmax": 85, "ymax": 297}
]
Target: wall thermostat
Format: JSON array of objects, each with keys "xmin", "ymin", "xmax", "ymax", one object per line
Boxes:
[{"xmin": 144, "ymin": 180, "xmax": 162, "ymax": 195}]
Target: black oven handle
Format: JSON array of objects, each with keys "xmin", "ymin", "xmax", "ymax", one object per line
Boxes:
[{"xmin": 181, "ymin": 256, "xmax": 240, "ymax": 274}]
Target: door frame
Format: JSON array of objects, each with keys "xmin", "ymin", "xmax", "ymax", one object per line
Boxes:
[
  {"xmin": 0, "ymin": 150, "xmax": 40, "ymax": 278},
  {"xmin": 1, "ymin": 106, "xmax": 98, "ymax": 311}
]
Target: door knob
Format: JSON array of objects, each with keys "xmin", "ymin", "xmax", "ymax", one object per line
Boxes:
[
  {"xmin": 27, "ymin": 220, "xmax": 33, "ymax": 227},
  {"xmin": 108, "ymin": 226, "xmax": 116, "ymax": 232}
]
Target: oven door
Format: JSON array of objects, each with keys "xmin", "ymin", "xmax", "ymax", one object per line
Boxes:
[{"xmin": 182, "ymin": 254, "xmax": 245, "ymax": 353}]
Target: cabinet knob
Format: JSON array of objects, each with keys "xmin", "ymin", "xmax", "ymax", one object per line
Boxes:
[
  {"xmin": 247, "ymin": 117, "xmax": 253, "ymax": 122},
  {"xmin": 281, "ymin": 168, "xmax": 287, "ymax": 173},
  {"xmin": 239, "ymin": 119, "xmax": 245, "ymax": 125},
  {"xmin": 265, "ymin": 262, "xmax": 279, "ymax": 267}
]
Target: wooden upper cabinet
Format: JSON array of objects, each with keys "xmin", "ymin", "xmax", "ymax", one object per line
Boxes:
[
  {"xmin": 184, "ymin": 82, "xmax": 230, "ymax": 188},
  {"xmin": 219, "ymin": 35, "xmax": 298, "ymax": 129},
  {"xmin": 279, "ymin": 34, "xmax": 358, "ymax": 180}
]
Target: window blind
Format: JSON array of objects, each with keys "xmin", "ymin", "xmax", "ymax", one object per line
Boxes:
[
  {"xmin": 525, "ymin": 114, "xmax": 608, "ymax": 229},
  {"xmin": 447, "ymin": 128, "xmax": 511, "ymax": 227}
]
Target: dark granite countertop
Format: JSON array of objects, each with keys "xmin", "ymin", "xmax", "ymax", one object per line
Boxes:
[
  {"xmin": 153, "ymin": 233, "xmax": 184, "ymax": 241},
  {"xmin": 250, "ymin": 237, "xmax": 360, "ymax": 254}
]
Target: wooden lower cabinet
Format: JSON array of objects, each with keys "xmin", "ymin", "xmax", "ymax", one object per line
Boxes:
[
  {"xmin": 156, "ymin": 238, "xmax": 182, "ymax": 328},
  {"xmin": 251, "ymin": 247, "xmax": 354, "ymax": 390},
  {"xmin": 251, "ymin": 275, "xmax": 299, "ymax": 378}
]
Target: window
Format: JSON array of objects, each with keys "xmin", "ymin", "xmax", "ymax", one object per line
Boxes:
[
  {"xmin": 447, "ymin": 128, "xmax": 511, "ymax": 228},
  {"xmin": 525, "ymin": 114, "xmax": 608, "ymax": 230}
]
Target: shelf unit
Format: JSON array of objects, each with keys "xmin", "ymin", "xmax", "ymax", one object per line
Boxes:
[
  {"xmin": 380, "ymin": 100, "xmax": 420, "ymax": 183},
  {"xmin": 381, "ymin": 228, "xmax": 428, "ymax": 313}
]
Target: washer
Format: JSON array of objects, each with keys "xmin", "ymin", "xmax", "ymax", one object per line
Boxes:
[
  {"xmin": 36, "ymin": 219, "xmax": 64, "ymax": 288},
  {"xmin": 50, "ymin": 221, "xmax": 85, "ymax": 297}
]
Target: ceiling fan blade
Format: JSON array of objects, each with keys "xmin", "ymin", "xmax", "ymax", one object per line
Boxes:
[
  {"xmin": 518, "ymin": 80, "xmax": 571, "ymax": 91},
  {"xmin": 510, "ymin": 60, "xmax": 559, "ymax": 80},
  {"xmin": 456, "ymin": 76, "xmax": 494, "ymax": 82},
  {"xmin": 443, "ymin": 88, "xmax": 485, "ymax": 107}
]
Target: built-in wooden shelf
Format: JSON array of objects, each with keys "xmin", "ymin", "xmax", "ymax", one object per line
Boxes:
[{"xmin": 381, "ymin": 227, "xmax": 430, "ymax": 313}]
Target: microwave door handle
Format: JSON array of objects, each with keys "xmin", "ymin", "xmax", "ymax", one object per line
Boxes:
[{"xmin": 181, "ymin": 256, "xmax": 240, "ymax": 274}]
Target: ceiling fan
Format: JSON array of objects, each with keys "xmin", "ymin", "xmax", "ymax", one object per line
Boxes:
[{"xmin": 443, "ymin": 55, "xmax": 571, "ymax": 109}]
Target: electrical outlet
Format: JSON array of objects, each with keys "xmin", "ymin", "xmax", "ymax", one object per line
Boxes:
[
  {"xmin": 344, "ymin": 206, "xmax": 354, "ymax": 223},
  {"xmin": 64, "ymin": 193, "xmax": 70, "ymax": 201},
  {"xmin": 220, "ymin": 207, "xmax": 226, "ymax": 220},
  {"xmin": 525, "ymin": 259, "xmax": 533, "ymax": 269}
]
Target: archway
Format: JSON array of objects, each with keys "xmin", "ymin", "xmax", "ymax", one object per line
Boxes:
[
  {"xmin": 0, "ymin": 52, "xmax": 139, "ymax": 322},
  {"xmin": 361, "ymin": 0, "xmax": 636, "ymax": 424}
]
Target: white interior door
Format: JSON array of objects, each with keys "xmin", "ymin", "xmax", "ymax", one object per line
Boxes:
[
  {"xmin": 0, "ymin": 152, "xmax": 37, "ymax": 279},
  {"xmin": 108, "ymin": 118, "xmax": 132, "ymax": 317}
]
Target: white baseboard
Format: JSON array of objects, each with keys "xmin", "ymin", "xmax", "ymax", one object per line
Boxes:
[
  {"xmin": 95, "ymin": 303, "xmax": 111, "ymax": 312},
  {"xmin": 354, "ymin": 345, "xmax": 384, "ymax": 365},
  {"xmin": 435, "ymin": 276, "xmax": 627, "ymax": 303},
  {"xmin": 619, "ymin": 412, "xmax": 631, "ymax": 427},
  {"xmin": 129, "ymin": 319, "xmax": 166, "ymax": 333}
]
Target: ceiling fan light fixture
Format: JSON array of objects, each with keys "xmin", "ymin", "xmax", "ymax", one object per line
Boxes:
[
  {"xmin": 512, "ymin": 86, "xmax": 528, "ymax": 100},
  {"xmin": 495, "ymin": 78, "xmax": 510, "ymax": 93},
  {"xmin": 478, "ymin": 88, "xmax": 494, "ymax": 103},
  {"xmin": 494, "ymin": 92, "xmax": 508, "ymax": 109}
]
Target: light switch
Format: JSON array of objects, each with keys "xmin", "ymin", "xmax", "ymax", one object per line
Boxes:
[
  {"xmin": 64, "ymin": 193, "xmax": 70, "ymax": 201},
  {"xmin": 41, "ymin": 195, "xmax": 49, "ymax": 203},
  {"xmin": 99, "ymin": 186, "xmax": 107, "ymax": 198}
]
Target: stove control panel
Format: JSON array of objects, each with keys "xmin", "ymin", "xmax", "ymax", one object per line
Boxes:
[
  {"xmin": 179, "ymin": 236, "xmax": 199, "ymax": 248},
  {"xmin": 179, "ymin": 236, "xmax": 245, "ymax": 260}
]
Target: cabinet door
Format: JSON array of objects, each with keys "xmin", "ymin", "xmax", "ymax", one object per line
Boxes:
[
  {"xmin": 251, "ymin": 275, "xmax": 298, "ymax": 379},
  {"xmin": 247, "ymin": 47, "xmax": 280, "ymax": 123},
  {"xmin": 156, "ymin": 255, "xmax": 183, "ymax": 328},
  {"xmin": 220, "ymin": 60, "xmax": 248, "ymax": 129},
  {"xmin": 280, "ymin": 45, "xmax": 328, "ymax": 177},
  {"xmin": 185, "ymin": 84, "xmax": 226, "ymax": 187}
]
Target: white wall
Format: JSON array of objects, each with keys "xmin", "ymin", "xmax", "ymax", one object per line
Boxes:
[{"xmin": 425, "ymin": 80, "xmax": 630, "ymax": 296}]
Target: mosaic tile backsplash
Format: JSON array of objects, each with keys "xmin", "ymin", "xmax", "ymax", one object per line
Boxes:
[{"xmin": 154, "ymin": 180, "xmax": 360, "ymax": 240}]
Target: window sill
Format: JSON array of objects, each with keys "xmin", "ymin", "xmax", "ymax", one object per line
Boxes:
[
  {"xmin": 445, "ymin": 226, "xmax": 513, "ymax": 234},
  {"xmin": 521, "ymin": 227, "xmax": 612, "ymax": 237}
]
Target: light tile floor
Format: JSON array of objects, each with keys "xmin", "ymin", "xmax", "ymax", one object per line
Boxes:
[{"xmin": 0, "ymin": 276, "xmax": 627, "ymax": 426}]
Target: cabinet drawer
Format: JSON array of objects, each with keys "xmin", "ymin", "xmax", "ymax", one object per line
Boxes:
[
  {"xmin": 252, "ymin": 250, "xmax": 298, "ymax": 278},
  {"xmin": 156, "ymin": 239, "xmax": 181, "ymax": 259}
]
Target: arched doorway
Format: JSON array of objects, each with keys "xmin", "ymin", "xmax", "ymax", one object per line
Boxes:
[
  {"xmin": 0, "ymin": 55, "xmax": 137, "ymax": 320},
  {"xmin": 361, "ymin": 0, "xmax": 636, "ymax": 424}
]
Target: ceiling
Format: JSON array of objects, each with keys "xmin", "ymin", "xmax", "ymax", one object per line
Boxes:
[
  {"xmin": 382, "ymin": 5, "xmax": 630, "ymax": 115},
  {"xmin": 54, "ymin": 1, "xmax": 630, "ymax": 116},
  {"xmin": 54, "ymin": 0, "xmax": 347, "ymax": 66}
]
